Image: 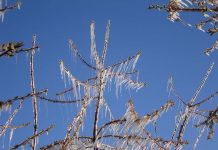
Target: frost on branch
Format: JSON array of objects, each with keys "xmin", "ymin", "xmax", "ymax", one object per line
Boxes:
[
  {"xmin": 195, "ymin": 107, "xmax": 218, "ymax": 140},
  {"xmin": 0, "ymin": 0, "xmax": 22, "ymax": 22},
  {"xmin": 167, "ymin": 62, "xmax": 218, "ymax": 149},
  {"xmin": 204, "ymin": 40, "xmax": 218, "ymax": 56},
  {"xmin": 149, "ymin": 0, "xmax": 218, "ymax": 55}
]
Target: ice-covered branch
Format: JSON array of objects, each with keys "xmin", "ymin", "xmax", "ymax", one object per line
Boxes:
[
  {"xmin": 90, "ymin": 21, "xmax": 101, "ymax": 69},
  {"xmin": 0, "ymin": 99, "xmax": 24, "ymax": 137},
  {"xmin": 175, "ymin": 62, "xmax": 214, "ymax": 147},
  {"xmin": 149, "ymin": 0, "xmax": 218, "ymax": 55},
  {"xmin": 37, "ymin": 96, "xmax": 95, "ymax": 104},
  {"xmin": 0, "ymin": 1, "xmax": 21, "ymax": 22},
  {"xmin": 167, "ymin": 76, "xmax": 187, "ymax": 105},
  {"xmin": 0, "ymin": 89, "xmax": 47, "ymax": 111},
  {"xmin": 0, "ymin": 43, "xmax": 39, "ymax": 57},
  {"xmin": 59, "ymin": 60, "xmax": 97, "ymax": 99},
  {"xmin": 204, "ymin": 40, "xmax": 218, "ymax": 56},
  {"xmin": 11, "ymin": 125, "xmax": 54, "ymax": 150},
  {"xmin": 0, "ymin": 122, "xmax": 30, "ymax": 130},
  {"xmin": 30, "ymin": 35, "xmax": 38, "ymax": 150},
  {"xmin": 195, "ymin": 107, "xmax": 218, "ymax": 139},
  {"xmin": 56, "ymin": 77, "xmax": 97, "ymax": 96},
  {"xmin": 193, "ymin": 90, "xmax": 218, "ymax": 107},
  {"xmin": 68, "ymin": 39, "xmax": 96, "ymax": 70},
  {"xmin": 106, "ymin": 51, "xmax": 141, "ymax": 71},
  {"xmin": 101, "ymin": 20, "xmax": 110, "ymax": 65},
  {"xmin": 107, "ymin": 71, "xmax": 145, "ymax": 95},
  {"xmin": 61, "ymin": 96, "xmax": 94, "ymax": 149}
]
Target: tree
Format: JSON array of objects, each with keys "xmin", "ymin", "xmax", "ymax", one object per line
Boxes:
[
  {"xmin": 0, "ymin": 1, "xmax": 218, "ymax": 150},
  {"xmin": 149, "ymin": 0, "xmax": 218, "ymax": 55}
]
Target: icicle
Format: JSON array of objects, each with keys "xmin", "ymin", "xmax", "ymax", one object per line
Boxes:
[
  {"xmin": 196, "ymin": 23, "xmax": 205, "ymax": 32},
  {"xmin": 0, "ymin": 0, "xmax": 2, "ymax": 9},
  {"xmin": 90, "ymin": 21, "xmax": 98, "ymax": 64},
  {"xmin": 193, "ymin": 126, "xmax": 205, "ymax": 150},
  {"xmin": 59, "ymin": 60, "xmax": 67, "ymax": 87},
  {"xmin": 0, "ymin": 11, "xmax": 4, "ymax": 22},
  {"xmin": 203, "ymin": 13, "xmax": 210, "ymax": 18},
  {"xmin": 0, "ymin": 0, "xmax": 4, "ymax": 22},
  {"xmin": 185, "ymin": 0, "xmax": 192, "ymax": 5},
  {"xmin": 68, "ymin": 39, "xmax": 78, "ymax": 61},
  {"xmin": 2, "ymin": 132, "xmax": 5, "ymax": 149},
  {"xmin": 167, "ymin": 76, "xmax": 173, "ymax": 97},
  {"xmin": 9, "ymin": 128, "xmax": 14, "ymax": 143},
  {"xmin": 132, "ymin": 53, "xmax": 140, "ymax": 72},
  {"xmin": 17, "ymin": 1, "xmax": 21, "ymax": 10}
]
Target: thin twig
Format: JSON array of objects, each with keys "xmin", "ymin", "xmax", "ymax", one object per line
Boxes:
[
  {"xmin": 0, "ymin": 89, "xmax": 47, "ymax": 107},
  {"xmin": 176, "ymin": 62, "xmax": 214, "ymax": 146},
  {"xmin": 0, "ymin": 122, "xmax": 30, "ymax": 130},
  {"xmin": 105, "ymin": 51, "xmax": 141, "ymax": 70},
  {"xmin": 0, "ymin": 1, "xmax": 21, "ymax": 13},
  {"xmin": 69, "ymin": 39, "xmax": 96, "ymax": 70},
  {"xmin": 37, "ymin": 96, "xmax": 98, "ymax": 104},
  {"xmin": 193, "ymin": 90, "xmax": 218, "ymax": 107},
  {"xmin": 11, "ymin": 125, "xmax": 54, "ymax": 150},
  {"xmin": 0, "ymin": 46, "xmax": 39, "ymax": 57},
  {"xmin": 0, "ymin": 99, "xmax": 24, "ymax": 137}
]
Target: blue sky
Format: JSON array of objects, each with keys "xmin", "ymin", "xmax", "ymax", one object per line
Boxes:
[{"xmin": 0, "ymin": 0, "xmax": 218, "ymax": 149}]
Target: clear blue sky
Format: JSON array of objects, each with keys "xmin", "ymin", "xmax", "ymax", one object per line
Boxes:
[{"xmin": 0, "ymin": 0, "xmax": 218, "ymax": 149}]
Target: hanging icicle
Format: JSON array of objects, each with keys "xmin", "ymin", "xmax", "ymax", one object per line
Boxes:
[{"xmin": 9, "ymin": 128, "xmax": 14, "ymax": 145}]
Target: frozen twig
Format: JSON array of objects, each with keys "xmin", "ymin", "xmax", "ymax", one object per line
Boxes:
[
  {"xmin": 69, "ymin": 39, "xmax": 96, "ymax": 70},
  {"xmin": 37, "ymin": 96, "xmax": 97, "ymax": 104},
  {"xmin": 0, "ymin": 89, "xmax": 47, "ymax": 110},
  {"xmin": 11, "ymin": 125, "xmax": 54, "ymax": 150},
  {"xmin": 0, "ymin": 122, "xmax": 30, "ymax": 130},
  {"xmin": 0, "ymin": 1, "xmax": 21, "ymax": 22},
  {"xmin": 176, "ymin": 62, "xmax": 214, "ymax": 147},
  {"xmin": 101, "ymin": 20, "xmax": 110, "ymax": 65},
  {"xmin": 0, "ymin": 99, "xmax": 24, "ymax": 137}
]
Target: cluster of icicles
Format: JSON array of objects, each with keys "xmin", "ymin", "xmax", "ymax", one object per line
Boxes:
[
  {"xmin": 168, "ymin": 0, "xmax": 193, "ymax": 22},
  {"xmin": 59, "ymin": 51, "xmax": 144, "ymax": 101}
]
